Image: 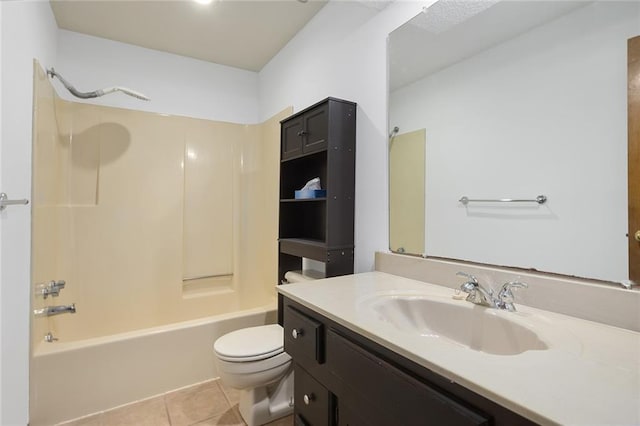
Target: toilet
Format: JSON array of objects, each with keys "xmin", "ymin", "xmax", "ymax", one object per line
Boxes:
[
  {"xmin": 213, "ymin": 324, "xmax": 294, "ymax": 426},
  {"xmin": 213, "ymin": 270, "xmax": 320, "ymax": 425}
]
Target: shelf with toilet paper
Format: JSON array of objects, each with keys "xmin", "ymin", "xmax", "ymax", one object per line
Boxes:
[{"xmin": 277, "ymin": 97, "xmax": 356, "ymax": 293}]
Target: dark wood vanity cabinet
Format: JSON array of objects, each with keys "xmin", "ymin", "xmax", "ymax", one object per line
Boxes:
[
  {"xmin": 281, "ymin": 297, "xmax": 537, "ymax": 426},
  {"xmin": 278, "ymin": 98, "xmax": 356, "ymax": 323}
]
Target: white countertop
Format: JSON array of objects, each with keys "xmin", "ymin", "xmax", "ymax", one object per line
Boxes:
[{"xmin": 277, "ymin": 271, "xmax": 640, "ymax": 426}]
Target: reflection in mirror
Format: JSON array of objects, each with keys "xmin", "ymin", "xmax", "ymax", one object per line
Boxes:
[
  {"xmin": 389, "ymin": 129, "xmax": 425, "ymax": 255},
  {"xmin": 388, "ymin": 1, "xmax": 640, "ymax": 282}
]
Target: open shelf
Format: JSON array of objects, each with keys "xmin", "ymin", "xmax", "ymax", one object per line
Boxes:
[{"xmin": 280, "ymin": 238, "xmax": 327, "ymax": 261}]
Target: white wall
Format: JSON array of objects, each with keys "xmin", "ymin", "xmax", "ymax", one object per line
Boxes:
[
  {"xmin": 259, "ymin": 0, "xmax": 431, "ymax": 273},
  {"xmin": 0, "ymin": 1, "xmax": 58, "ymax": 424},
  {"xmin": 56, "ymin": 30, "xmax": 260, "ymax": 123},
  {"xmin": 390, "ymin": 2, "xmax": 637, "ymax": 282}
]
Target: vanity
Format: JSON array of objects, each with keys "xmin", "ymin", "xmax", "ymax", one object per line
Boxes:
[{"xmin": 277, "ymin": 264, "xmax": 640, "ymax": 426}]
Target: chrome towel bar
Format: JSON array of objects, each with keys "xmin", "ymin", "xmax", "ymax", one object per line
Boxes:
[
  {"xmin": 459, "ymin": 195, "xmax": 547, "ymax": 205},
  {"xmin": 0, "ymin": 192, "xmax": 29, "ymax": 211}
]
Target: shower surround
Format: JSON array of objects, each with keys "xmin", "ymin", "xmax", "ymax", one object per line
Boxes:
[{"xmin": 30, "ymin": 62, "xmax": 290, "ymax": 424}]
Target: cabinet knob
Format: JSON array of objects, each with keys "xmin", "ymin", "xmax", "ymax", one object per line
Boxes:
[
  {"xmin": 292, "ymin": 328, "xmax": 303, "ymax": 339},
  {"xmin": 303, "ymin": 393, "xmax": 314, "ymax": 405},
  {"xmin": 297, "ymin": 130, "xmax": 308, "ymax": 137}
]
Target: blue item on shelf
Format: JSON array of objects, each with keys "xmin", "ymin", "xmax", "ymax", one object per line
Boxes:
[{"xmin": 294, "ymin": 189, "xmax": 326, "ymax": 199}]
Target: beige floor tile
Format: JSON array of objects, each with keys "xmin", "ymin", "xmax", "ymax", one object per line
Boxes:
[
  {"xmin": 218, "ymin": 381, "xmax": 241, "ymax": 406},
  {"xmin": 165, "ymin": 380, "xmax": 231, "ymax": 426},
  {"xmin": 58, "ymin": 413, "xmax": 105, "ymax": 426},
  {"xmin": 264, "ymin": 414, "xmax": 294, "ymax": 426},
  {"xmin": 191, "ymin": 407, "xmax": 245, "ymax": 426},
  {"xmin": 102, "ymin": 396, "xmax": 169, "ymax": 426}
]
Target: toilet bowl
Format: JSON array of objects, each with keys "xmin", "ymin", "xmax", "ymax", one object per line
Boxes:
[{"xmin": 213, "ymin": 324, "xmax": 293, "ymax": 426}]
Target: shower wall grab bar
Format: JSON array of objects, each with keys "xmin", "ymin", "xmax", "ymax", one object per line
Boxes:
[
  {"xmin": 459, "ymin": 195, "xmax": 547, "ymax": 205},
  {"xmin": 0, "ymin": 193, "xmax": 29, "ymax": 211}
]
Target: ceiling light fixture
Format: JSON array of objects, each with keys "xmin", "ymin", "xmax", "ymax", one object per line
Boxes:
[{"xmin": 193, "ymin": 0, "xmax": 214, "ymax": 5}]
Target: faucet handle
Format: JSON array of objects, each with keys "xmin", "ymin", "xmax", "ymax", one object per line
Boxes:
[
  {"xmin": 501, "ymin": 280, "xmax": 528, "ymax": 290},
  {"xmin": 497, "ymin": 281, "xmax": 528, "ymax": 311},
  {"xmin": 456, "ymin": 271, "xmax": 478, "ymax": 284}
]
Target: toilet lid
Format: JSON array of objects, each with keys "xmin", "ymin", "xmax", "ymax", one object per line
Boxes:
[{"xmin": 214, "ymin": 324, "xmax": 284, "ymax": 362}]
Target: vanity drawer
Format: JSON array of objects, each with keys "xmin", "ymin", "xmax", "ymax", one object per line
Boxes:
[
  {"xmin": 294, "ymin": 364, "xmax": 332, "ymax": 426},
  {"xmin": 284, "ymin": 305, "xmax": 324, "ymax": 364},
  {"xmin": 326, "ymin": 330, "xmax": 490, "ymax": 426}
]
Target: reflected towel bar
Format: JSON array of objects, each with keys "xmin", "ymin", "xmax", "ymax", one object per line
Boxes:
[{"xmin": 459, "ymin": 195, "xmax": 547, "ymax": 205}]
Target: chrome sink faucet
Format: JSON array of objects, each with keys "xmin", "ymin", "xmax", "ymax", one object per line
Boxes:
[{"xmin": 456, "ymin": 272, "xmax": 528, "ymax": 311}]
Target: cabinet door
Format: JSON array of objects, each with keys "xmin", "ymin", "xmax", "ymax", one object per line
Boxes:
[
  {"xmin": 337, "ymin": 402, "xmax": 370, "ymax": 426},
  {"xmin": 284, "ymin": 305, "xmax": 325, "ymax": 364},
  {"xmin": 302, "ymin": 103, "xmax": 328, "ymax": 155},
  {"xmin": 327, "ymin": 330, "xmax": 490, "ymax": 426},
  {"xmin": 295, "ymin": 364, "xmax": 332, "ymax": 426},
  {"xmin": 282, "ymin": 116, "xmax": 304, "ymax": 159}
]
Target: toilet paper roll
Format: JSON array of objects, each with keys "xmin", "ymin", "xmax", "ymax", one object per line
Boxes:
[{"xmin": 284, "ymin": 270, "xmax": 324, "ymax": 283}]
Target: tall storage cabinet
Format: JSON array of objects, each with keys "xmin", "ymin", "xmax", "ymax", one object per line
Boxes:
[{"xmin": 278, "ymin": 98, "xmax": 356, "ymax": 291}]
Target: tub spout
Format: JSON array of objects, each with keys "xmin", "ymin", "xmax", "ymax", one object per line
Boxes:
[{"xmin": 34, "ymin": 303, "xmax": 76, "ymax": 317}]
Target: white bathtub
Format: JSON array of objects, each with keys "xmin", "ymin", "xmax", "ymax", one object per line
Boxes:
[{"xmin": 30, "ymin": 304, "xmax": 277, "ymax": 425}]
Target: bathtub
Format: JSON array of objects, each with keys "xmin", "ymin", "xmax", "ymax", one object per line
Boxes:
[{"xmin": 29, "ymin": 304, "xmax": 277, "ymax": 425}]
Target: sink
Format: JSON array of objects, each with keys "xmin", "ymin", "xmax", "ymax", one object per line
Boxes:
[{"xmin": 359, "ymin": 294, "xmax": 548, "ymax": 355}]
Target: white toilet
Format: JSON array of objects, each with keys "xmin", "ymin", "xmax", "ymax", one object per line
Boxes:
[{"xmin": 213, "ymin": 324, "xmax": 294, "ymax": 426}]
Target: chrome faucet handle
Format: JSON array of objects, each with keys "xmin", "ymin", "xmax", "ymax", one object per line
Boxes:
[
  {"xmin": 457, "ymin": 272, "xmax": 479, "ymax": 296},
  {"xmin": 456, "ymin": 271, "xmax": 478, "ymax": 285},
  {"xmin": 497, "ymin": 281, "xmax": 528, "ymax": 311},
  {"xmin": 457, "ymin": 272, "xmax": 496, "ymax": 307},
  {"xmin": 36, "ymin": 280, "xmax": 66, "ymax": 299}
]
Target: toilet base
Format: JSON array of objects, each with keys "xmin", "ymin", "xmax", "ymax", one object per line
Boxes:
[{"xmin": 238, "ymin": 368, "xmax": 294, "ymax": 426}]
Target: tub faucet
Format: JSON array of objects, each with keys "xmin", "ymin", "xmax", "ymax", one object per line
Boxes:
[
  {"xmin": 456, "ymin": 272, "xmax": 496, "ymax": 308},
  {"xmin": 34, "ymin": 303, "xmax": 76, "ymax": 317}
]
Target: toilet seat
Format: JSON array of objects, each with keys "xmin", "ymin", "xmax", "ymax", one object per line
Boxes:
[
  {"xmin": 216, "ymin": 351, "xmax": 291, "ymax": 376},
  {"xmin": 214, "ymin": 324, "xmax": 284, "ymax": 362}
]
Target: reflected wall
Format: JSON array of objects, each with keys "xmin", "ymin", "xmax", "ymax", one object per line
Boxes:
[{"xmin": 389, "ymin": 2, "xmax": 638, "ymax": 281}]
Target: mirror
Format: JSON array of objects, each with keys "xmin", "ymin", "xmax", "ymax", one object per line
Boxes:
[{"xmin": 388, "ymin": 0, "xmax": 640, "ymax": 283}]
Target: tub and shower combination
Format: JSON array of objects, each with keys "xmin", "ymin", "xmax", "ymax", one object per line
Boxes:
[{"xmin": 30, "ymin": 63, "xmax": 291, "ymax": 425}]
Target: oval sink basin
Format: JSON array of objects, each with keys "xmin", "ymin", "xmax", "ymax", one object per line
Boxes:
[{"xmin": 360, "ymin": 294, "xmax": 548, "ymax": 355}]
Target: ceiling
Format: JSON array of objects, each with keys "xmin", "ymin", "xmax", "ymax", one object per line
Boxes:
[{"xmin": 50, "ymin": 0, "xmax": 328, "ymax": 72}]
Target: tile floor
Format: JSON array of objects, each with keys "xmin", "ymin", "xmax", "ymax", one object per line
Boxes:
[{"xmin": 59, "ymin": 379, "xmax": 293, "ymax": 426}]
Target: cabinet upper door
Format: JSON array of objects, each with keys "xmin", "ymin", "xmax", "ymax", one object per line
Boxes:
[
  {"xmin": 302, "ymin": 103, "xmax": 328, "ymax": 155},
  {"xmin": 282, "ymin": 117, "xmax": 304, "ymax": 159}
]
